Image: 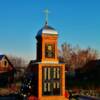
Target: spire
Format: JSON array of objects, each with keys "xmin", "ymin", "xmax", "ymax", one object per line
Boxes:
[{"xmin": 44, "ymin": 9, "xmax": 50, "ymax": 25}]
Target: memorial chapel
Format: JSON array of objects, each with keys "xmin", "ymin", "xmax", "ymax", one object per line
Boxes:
[{"xmin": 28, "ymin": 16, "xmax": 68, "ymax": 100}]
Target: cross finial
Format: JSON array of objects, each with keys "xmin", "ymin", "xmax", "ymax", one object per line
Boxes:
[{"xmin": 44, "ymin": 9, "xmax": 50, "ymax": 25}]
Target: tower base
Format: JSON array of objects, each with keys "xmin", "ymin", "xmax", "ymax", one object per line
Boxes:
[{"xmin": 38, "ymin": 96, "xmax": 69, "ymax": 100}]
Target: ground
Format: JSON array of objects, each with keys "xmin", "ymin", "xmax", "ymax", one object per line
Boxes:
[{"xmin": 0, "ymin": 82, "xmax": 21, "ymax": 96}]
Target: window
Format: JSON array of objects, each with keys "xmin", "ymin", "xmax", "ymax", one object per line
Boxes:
[
  {"xmin": 2, "ymin": 60, "xmax": 8, "ymax": 68},
  {"xmin": 4, "ymin": 61, "xmax": 7, "ymax": 66},
  {"xmin": 42, "ymin": 67, "xmax": 61, "ymax": 96}
]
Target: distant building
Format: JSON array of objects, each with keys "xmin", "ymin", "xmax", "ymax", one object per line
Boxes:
[
  {"xmin": 75, "ymin": 60, "xmax": 100, "ymax": 88},
  {"xmin": 0, "ymin": 54, "xmax": 15, "ymax": 87}
]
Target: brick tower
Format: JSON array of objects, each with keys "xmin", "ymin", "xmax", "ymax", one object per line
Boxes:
[{"xmin": 29, "ymin": 21, "xmax": 68, "ymax": 100}]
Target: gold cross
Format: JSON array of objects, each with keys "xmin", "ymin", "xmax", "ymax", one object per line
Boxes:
[{"xmin": 44, "ymin": 9, "xmax": 50, "ymax": 23}]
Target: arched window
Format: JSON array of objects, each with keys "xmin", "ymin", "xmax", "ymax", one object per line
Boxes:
[{"xmin": 42, "ymin": 67, "xmax": 61, "ymax": 96}]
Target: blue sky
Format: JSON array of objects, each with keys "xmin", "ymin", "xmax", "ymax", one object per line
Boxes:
[{"xmin": 0, "ymin": 0, "xmax": 100, "ymax": 60}]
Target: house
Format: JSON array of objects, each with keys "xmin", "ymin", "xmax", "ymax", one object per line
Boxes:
[
  {"xmin": 0, "ymin": 54, "xmax": 15, "ymax": 87},
  {"xmin": 75, "ymin": 60, "xmax": 100, "ymax": 88}
]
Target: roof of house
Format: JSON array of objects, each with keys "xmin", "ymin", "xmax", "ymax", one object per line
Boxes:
[
  {"xmin": 76, "ymin": 59, "xmax": 100, "ymax": 73},
  {"xmin": 0, "ymin": 55, "xmax": 5, "ymax": 60}
]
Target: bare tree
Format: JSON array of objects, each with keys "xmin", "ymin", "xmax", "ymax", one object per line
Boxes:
[
  {"xmin": 7, "ymin": 55, "xmax": 28, "ymax": 82},
  {"xmin": 60, "ymin": 43, "xmax": 98, "ymax": 70}
]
